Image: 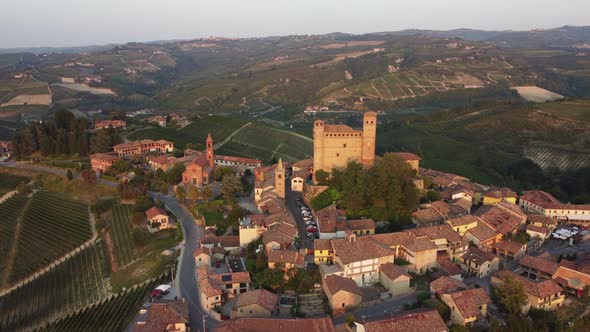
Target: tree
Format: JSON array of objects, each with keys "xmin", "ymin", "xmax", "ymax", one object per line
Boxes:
[
  {"xmin": 166, "ymin": 163, "xmax": 186, "ymax": 184},
  {"xmin": 315, "ymin": 169, "xmax": 330, "ymax": 185},
  {"xmin": 201, "ymin": 186, "xmax": 213, "ymax": 203},
  {"xmin": 213, "ymin": 166, "xmax": 235, "ymax": 182},
  {"xmin": 221, "ymin": 175, "xmax": 243, "ymax": 202},
  {"xmin": 345, "ymin": 313, "xmax": 356, "ymax": 327},
  {"xmin": 494, "ymin": 275, "xmax": 528, "ymax": 315},
  {"xmin": 187, "ymin": 185, "xmax": 200, "ymax": 203},
  {"xmin": 66, "ymin": 169, "xmax": 73, "ymax": 181},
  {"xmin": 426, "ymin": 190, "xmax": 441, "ymax": 202},
  {"xmin": 175, "ymin": 186, "xmax": 186, "ymax": 203}
]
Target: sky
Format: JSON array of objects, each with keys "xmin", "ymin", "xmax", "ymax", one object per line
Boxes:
[{"xmin": 1, "ymin": 0, "xmax": 590, "ymax": 48}]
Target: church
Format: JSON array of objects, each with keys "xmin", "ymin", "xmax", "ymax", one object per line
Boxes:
[
  {"xmin": 313, "ymin": 111, "xmax": 377, "ymax": 182},
  {"xmin": 182, "ymin": 134, "xmax": 215, "ymax": 186}
]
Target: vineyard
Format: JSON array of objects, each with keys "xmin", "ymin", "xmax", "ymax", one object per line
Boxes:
[
  {"xmin": 103, "ymin": 204, "xmax": 137, "ymax": 268},
  {"xmin": 0, "ymin": 173, "xmax": 30, "ymax": 194},
  {"xmin": 524, "ymin": 145, "xmax": 590, "ymax": 170},
  {"xmin": 0, "ymin": 194, "xmax": 29, "ymax": 286},
  {"xmin": 36, "ymin": 275, "xmax": 165, "ymax": 332},
  {"xmin": 0, "ymin": 241, "xmax": 110, "ymax": 331},
  {"xmin": 128, "ymin": 115, "xmax": 246, "ymax": 149},
  {"xmin": 8, "ymin": 191, "xmax": 93, "ymax": 285},
  {"xmin": 217, "ymin": 122, "xmax": 313, "ymax": 163}
]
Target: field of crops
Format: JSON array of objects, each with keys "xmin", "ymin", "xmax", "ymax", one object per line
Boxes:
[
  {"xmin": 103, "ymin": 204, "xmax": 137, "ymax": 268},
  {"xmin": 127, "ymin": 115, "xmax": 246, "ymax": 149},
  {"xmin": 0, "ymin": 241, "xmax": 110, "ymax": 331},
  {"xmin": 36, "ymin": 275, "xmax": 165, "ymax": 332},
  {"xmin": 8, "ymin": 191, "xmax": 92, "ymax": 285},
  {"xmin": 524, "ymin": 145, "xmax": 590, "ymax": 170},
  {"xmin": 217, "ymin": 122, "xmax": 313, "ymax": 163},
  {"xmin": 0, "ymin": 194, "xmax": 29, "ymax": 285},
  {"xmin": 0, "ymin": 173, "xmax": 30, "ymax": 193}
]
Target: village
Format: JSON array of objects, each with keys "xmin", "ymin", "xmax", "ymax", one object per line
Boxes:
[{"xmin": 70, "ymin": 111, "xmax": 590, "ymax": 332}]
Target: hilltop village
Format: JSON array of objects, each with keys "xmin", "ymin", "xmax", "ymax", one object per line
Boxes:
[{"xmin": 81, "ymin": 111, "xmax": 590, "ymax": 332}]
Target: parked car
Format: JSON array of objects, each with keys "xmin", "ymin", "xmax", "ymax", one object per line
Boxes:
[{"xmin": 307, "ymin": 227, "xmax": 318, "ymax": 233}]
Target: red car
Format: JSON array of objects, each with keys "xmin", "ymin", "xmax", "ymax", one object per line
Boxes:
[{"xmin": 307, "ymin": 227, "xmax": 317, "ymax": 233}]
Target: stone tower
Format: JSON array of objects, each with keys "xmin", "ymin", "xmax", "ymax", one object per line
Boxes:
[
  {"xmin": 361, "ymin": 112, "xmax": 377, "ymax": 167},
  {"xmin": 275, "ymin": 158, "xmax": 285, "ymax": 199},
  {"xmin": 206, "ymin": 133, "xmax": 214, "ymax": 167},
  {"xmin": 313, "ymin": 119, "xmax": 325, "ymax": 181}
]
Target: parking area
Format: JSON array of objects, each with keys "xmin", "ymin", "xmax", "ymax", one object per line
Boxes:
[{"xmin": 285, "ymin": 179, "xmax": 315, "ymax": 249}]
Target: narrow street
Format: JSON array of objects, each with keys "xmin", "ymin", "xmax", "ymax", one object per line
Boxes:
[{"xmin": 284, "ymin": 177, "xmax": 312, "ymax": 249}]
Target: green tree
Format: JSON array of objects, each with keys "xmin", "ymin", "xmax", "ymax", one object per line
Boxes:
[
  {"xmin": 213, "ymin": 166, "xmax": 235, "ymax": 182},
  {"xmin": 201, "ymin": 186, "xmax": 213, "ymax": 203},
  {"xmin": 66, "ymin": 169, "xmax": 73, "ymax": 181},
  {"xmin": 175, "ymin": 186, "xmax": 186, "ymax": 203},
  {"xmin": 221, "ymin": 175, "xmax": 243, "ymax": 202},
  {"xmin": 426, "ymin": 190, "xmax": 441, "ymax": 202},
  {"xmin": 166, "ymin": 163, "xmax": 186, "ymax": 184},
  {"xmin": 494, "ymin": 275, "xmax": 528, "ymax": 315},
  {"xmin": 187, "ymin": 185, "xmax": 200, "ymax": 203},
  {"xmin": 315, "ymin": 169, "xmax": 330, "ymax": 185}
]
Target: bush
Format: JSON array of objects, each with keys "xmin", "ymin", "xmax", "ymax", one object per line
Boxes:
[{"xmin": 345, "ymin": 313, "xmax": 355, "ymax": 327}]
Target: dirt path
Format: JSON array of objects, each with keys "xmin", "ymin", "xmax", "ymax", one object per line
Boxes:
[{"xmin": 103, "ymin": 230, "xmax": 118, "ymax": 272}]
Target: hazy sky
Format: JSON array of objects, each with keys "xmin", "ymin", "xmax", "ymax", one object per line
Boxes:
[{"xmin": 2, "ymin": 0, "xmax": 589, "ymax": 48}]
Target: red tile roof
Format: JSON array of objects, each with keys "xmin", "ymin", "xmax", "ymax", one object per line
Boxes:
[
  {"xmin": 412, "ymin": 224, "xmax": 462, "ymax": 243},
  {"xmin": 193, "ymin": 246, "xmax": 211, "ymax": 257},
  {"xmin": 360, "ymin": 309, "xmax": 447, "ymax": 332},
  {"xmin": 331, "ymin": 236, "xmax": 395, "ymax": 264},
  {"xmin": 235, "ymin": 289, "xmax": 279, "ymax": 312},
  {"xmin": 462, "ymin": 247, "xmax": 497, "ymax": 265},
  {"xmin": 484, "ymin": 186, "xmax": 517, "ymax": 199},
  {"xmin": 493, "ymin": 240, "xmax": 525, "ymax": 254},
  {"xmin": 216, "ymin": 154, "xmax": 261, "ymax": 166},
  {"xmin": 145, "ymin": 206, "xmax": 168, "ymax": 220},
  {"xmin": 314, "ymin": 238, "xmax": 332, "ymax": 251},
  {"xmin": 430, "ymin": 276, "xmax": 468, "ymax": 295},
  {"xmin": 347, "ymin": 219, "xmax": 376, "ymax": 231},
  {"xmin": 267, "ymin": 250, "xmax": 300, "ymax": 265},
  {"xmin": 379, "ymin": 262, "xmax": 411, "ymax": 281},
  {"xmin": 494, "ymin": 270, "xmax": 563, "ymax": 298},
  {"xmin": 135, "ymin": 300, "xmax": 189, "ymax": 332},
  {"xmin": 324, "ymin": 274, "xmax": 362, "ymax": 296},
  {"xmin": 447, "ymin": 215, "xmax": 480, "ymax": 227},
  {"xmin": 466, "ymin": 222, "xmax": 498, "ymax": 242},
  {"xmin": 448, "ymin": 288, "xmax": 491, "ymax": 318},
  {"xmin": 213, "ymin": 317, "xmax": 336, "ymax": 332},
  {"xmin": 474, "ymin": 205, "xmax": 521, "ymax": 235},
  {"xmin": 519, "ymin": 255, "xmax": 559, "ymax": 275},
  {"xmin": 436, "ymin": 253, "xmax": 463, "ymax": 276}
]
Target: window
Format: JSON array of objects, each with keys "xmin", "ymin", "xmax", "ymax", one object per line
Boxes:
[
  {"xmin": 226, "ymin": 284, "xmax": 232, "ymax": 289},
  {"xmin": 336, "ymin": 153, "xmax": 340, "ymax": 157},
  {"xmin": 343, "ymin": 144, "xmax": 347, "ymax": 148}
]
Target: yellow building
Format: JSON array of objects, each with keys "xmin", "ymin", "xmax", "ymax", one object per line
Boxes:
[
  {"xmin": 313, "ymin": 112, "xmax": 376, "ymax": 182},
  {"xmin": 313, "ymin": 239, "xmax": 333, "ymax": 264},
  {"xmin": 446, "ymin": 215, "xmax": 480, "ymax": 236},
  {"xmin": 482, "ymin": 187, "xmax": 518, "ymax": 206}
]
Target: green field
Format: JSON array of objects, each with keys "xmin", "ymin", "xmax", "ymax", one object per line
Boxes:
[
  {"xmin": 0, "ymin": 173, "xmax": 29, "ymax": 194},
  {"xmin": 0, "ymin": 241, "xmax": 110, "ymax": 331},
  {"xmin": 103, "ymin": 204, "xmax": 137, "ymax": 268},
  {"xmin": 0, "ymin": 194, "xmax": 29, "ymax": 285},
  {"xmin": 128, "ymin": 115, "xmax": 246, "ymax": 150},
  {"xmin": 8, "ymin": 191, "xmax": 93, "ymax": 285},
  {"xmin": 537, "ymin": 100, "xmax": 590, "ymax": 122}
]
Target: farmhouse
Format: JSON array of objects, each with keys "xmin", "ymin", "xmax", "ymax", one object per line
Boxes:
[
  {"xmin": 312, "ymin": 112, "xmax": 376, "ymax": 181},
  {"xmin": 230, "ymin": 289, "xmax": 279, "ymax": 319},
  {"xmin": 90, "ymin": 153, "xmax": 120, "ymax": 173},
  {"xmin": 113, "ymin": 139, "xmax": 174, "ymax": 156},
  {"xmin": 147, "ymin": 115, "xmax": 167, "ymax": 127},
  {"xmin": 145, "ymin": 206, "xmax": 174, "ymax": 232},
  {"xmin": 95, "ymin": 119, "xmax": 126, "ymax": 130}
]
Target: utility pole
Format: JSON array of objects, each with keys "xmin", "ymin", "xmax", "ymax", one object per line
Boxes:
[{"xmin": 202, "ymin": 314, "xmax": 207, "ymax": 332}]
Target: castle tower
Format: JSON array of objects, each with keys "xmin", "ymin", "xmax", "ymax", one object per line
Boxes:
[
  {"xmin": 361, "ymin": 112, "xmax": 377, "ymax": 167},
  {"xmin": 206, "ymin": 133, "xmax": 214, "ymax": 167},
  {"xmin": 312, "ymin": 119, "xmax": 325, "ymax": 183},
  {"xmin": 275, "ymin": 158, "xmax": 285, "ymax": 199}
]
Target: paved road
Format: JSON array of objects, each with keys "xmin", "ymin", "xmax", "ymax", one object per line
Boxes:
[
  {"xmin": 285, "ymin": 178, "xmax": 313, "ymax": 249},
  {"xmin": 1, "ymin": 161, "xmax": 216, "ymax": 331},
  {"xmin": 151, "ymin": 193, "xmax": 218, "ymax": 331},
  {"xmin": 332, "ymin": 292, "xmax": 417, "ymax": 325}
]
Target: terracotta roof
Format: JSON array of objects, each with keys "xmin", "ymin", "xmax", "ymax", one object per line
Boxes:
[
  {"xmin": 466, "ymin": 222, "xmax": 498, "ymax": 242},
  {"xmin": 135, "ymin": 300, "xmax": 189, "ymax": 332},
  {"xmin": 331, "ymin": 236, "xmax": 395, "ymax": 264},
  {"xmin": 412, "ymin": 208, "xmax": 444, "ymax": 225},
  {"xmin": 90, "ymin": 152, "xmax": 120, "ymax": 161},
  {"xmin": 316, "ymin": 205, "xmax": 347, "ymax": 233},
  {"xmin": 324, "ymin": 275, "xmax": 362, "ymax": 296},
  {"xmin": 212, "ymin": 247, "xmax": 226, "ymax": 255},
  {"xmin": 213, "ymin": 317, "xmax": 335, "ymax": 332},
  {"xmin": 193, "ymin": 246, "xmax": 211, "ymax": 257},
  {"xmin": 447, "ymin": 215, "xmax": 480, "ymax": 227},
  {"xmin": 430, "ymin": 276, "xmax": 468, "ymax": 295},
  {"xmin": 210, "ymin": 271, "xmax": 252, "ymax": 285},
  {"xmin": 412, "ymin": 224, "xmax": 462, "ymax": 244},
  {"xmin": 145, "ymin": 206, "xmax": 168, "ymax": 220},
  {"xmin": 450, "ymin": 198, "xmax": 472, "ymax": 211},
  {"xmin": 360, "ymin": 309, "xmax": 447, "ymax": 332},
  {"xmin": 199, "ymin": 276, "xmax": 223, "ymax": 297},
  {"xmin": 436, "ymin": 253, "xmax": 463, "ymax": 276},
  {"xmin": 201, "ymin": 235, "xmax": 240, "ymax": 248},
  {"xmin": 380, "ymin": 262, "xmax": 410, "ymax": 281},
  {"xmin": 448, "ymin": 288, "xmax": 491, "ymax": 318},
  {"xmin": 314, "ymin": 239, "xmax": 332, "ymax": 251},
  {"xmin": 559, "ymin": 258, "xmax": 590, "ymax": 275},
  {"xmin": 520, "ymin": 190, "xmax": 563, "ymax": 209},
  {"xmin": 519, "ymin": 255, "xmax": 559, "ymax": 275},
  {"xmin": 527, "ymin": 214, "xmax": 557, "ymax": 226},
  {"xmin": 526, "ymin": 224, "xmax": 549, "ymax": 235},
  {"xmin": 267, "ymin": 250, "xmax": 300, "ymax": 265},
  {"xmin": 494, "ymin": 270, "xmax": 563, "ymax": 298},
  {"xmin": 235, "ymin": 289, "xmax": 279, "ymax": 312},
  {"xmin": 462, "ymin": 247, "xmax": 497, "ymax": 265},
  {"xmin": 370, "ymin": 232, "xmax": 437, "ymax": 252},
  {"xmin": 474, "ymin": 205, "xmax": 521, "ymax": 235},
  {"xmin": 347, "ymin": 219, "xmax": 376, "ymax": 231},
  {"xmin": 292, "ymin": 158, "xmax": 313, "ymax": 169},
  {"xmin": 484, "ymin": 186, "xmax": 517, "ymax": 199},
  {"xmin": 263, "ymin": 223, "xmax": 297, "ymax": 246},
  {"xmin": 394, "ymin": 152, "xmax": 422, "ymax": 161},
  {"xmin": 493, "ymin": 240, "xmax": 525, "ymax": 254}
]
